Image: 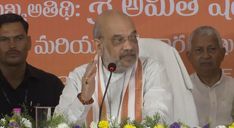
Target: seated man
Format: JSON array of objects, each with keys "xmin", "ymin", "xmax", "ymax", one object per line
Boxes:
[
  {"xmin": 55, "ymin": 10, "xmax": 174, "ymax": 125},
  {"xmin": 0, "ymin": 13, "xmax": 64, "ymax": 119},
  {"xmin": 187, "ymin": 26, "xmax": 234, "ymax": 127}
]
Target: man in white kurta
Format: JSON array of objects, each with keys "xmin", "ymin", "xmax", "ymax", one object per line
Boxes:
[
  {"xmin": 191, "ymin": 72, "xmax": 234, "ymax": 127},
  {"xmin": 54, "ymin": 57, "xmax": 173, "ymax": 124},
  {"xmin": 54, "ymin": 10, "xmax": 174, "ymax": 126},
  {"xmin": 187, "ymin": 26, "xmax": 234, "ymax": 127}
]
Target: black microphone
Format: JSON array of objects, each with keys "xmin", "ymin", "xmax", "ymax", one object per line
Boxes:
[{"xmin": 98, "ymin": 63, "xmax": 116, "ymax": 122}]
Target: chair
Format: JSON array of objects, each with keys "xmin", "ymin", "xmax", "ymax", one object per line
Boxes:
[{"xmin": 139, "ymin": 38, "xmax": 199, "ymax": 126}]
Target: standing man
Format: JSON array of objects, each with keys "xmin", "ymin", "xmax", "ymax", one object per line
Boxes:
[
  {"xmin": 0, "ymin": 13, "xmax": 64, "ymax": 119},
  {"xmin": 187, "ymin": 26, "xmax": 234, "ymax": 127},
  {"xmin": 55, "ymin": 10, "xmax": 173, "ymax": 125}
]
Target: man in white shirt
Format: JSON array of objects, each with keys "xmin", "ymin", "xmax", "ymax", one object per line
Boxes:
[
  {"xmin": 54, "ymin": 10, "xmax": 173, "ymax": 126},
  {"xmin": 187, "ymin": 26, "xmax": 234, "ymax": 127}
]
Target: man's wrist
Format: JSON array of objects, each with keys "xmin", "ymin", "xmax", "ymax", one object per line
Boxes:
[{"xmin": 77, "ymin": 93, "xmax": 94, "ymax": 105}]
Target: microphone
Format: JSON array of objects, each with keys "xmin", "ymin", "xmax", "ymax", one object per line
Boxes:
[
  {"xmin": 108, "ymin": 63, "xmax": 117, "ymax": 72},
  {"xmin": 98, "ymin": 63, "xmax": 116, "ymax": 122}
]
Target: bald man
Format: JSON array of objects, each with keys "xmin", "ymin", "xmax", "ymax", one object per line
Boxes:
[{"xmin": 54, "ymin": 10, "xmax": 173, "ymax": 126}]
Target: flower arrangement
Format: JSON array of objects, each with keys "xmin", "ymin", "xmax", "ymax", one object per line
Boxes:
[
  {"xmin": 0, "ymin": 116, "xmax": 32, "ymax": 128},
  {"xmin": 45, "ymin": 115, "xmax": 71, "ymax": 128},
  {"xmin": 85, "ymin": 114, "xmax": 213, "ymax": 128},
  {"xmin": 0, "ymin": 108, "xmax": 32, "ymax": 128},
  {"xmin": 87, "ymin": 113, "xmax": 167, "ymax": 128},
  {"xmin": 47, "ymin": 113, "xmax": 165, "ymax": 128},
  {"xmin": 0, "ymin": 113, "xmax": 71, "ymax": 128},
  {"xmin": 3, "ymin": 110, "xmax": 234, "ymax": 128},
  {"xmin": 215, "ymin": 122, "xmax": 234, "ymax": 128}
]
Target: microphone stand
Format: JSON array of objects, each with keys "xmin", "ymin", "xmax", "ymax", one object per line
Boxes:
[
  {"xmin": 98, "ymin": 71, "xmax": 113, "ymax": 122},
  {"xmin": 98, "ymin": 63, "xmax": 116, "ymax": 124}
]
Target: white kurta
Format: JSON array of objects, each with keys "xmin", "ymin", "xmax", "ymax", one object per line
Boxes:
[
  {"xmin": 138, "ymin": 38, "xmax": 198, "ymax": 127},
  {"xmin": 54, "ymin": 57, "xmax": 173, "ymax": 124},
  {"xmin": 191, "ymin": 73, "xmax": 234, "ymax": 128}
]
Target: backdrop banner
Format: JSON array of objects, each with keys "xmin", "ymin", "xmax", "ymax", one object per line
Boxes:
[{"xmin": 1, "ymin": 0, "xmax": 233, "ymax": 82}]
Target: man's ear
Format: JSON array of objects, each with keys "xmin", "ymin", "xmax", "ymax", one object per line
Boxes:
[
  {"xmin": 186, "ymin": 50, "xmax": 192, "ymax": 61},
  {"xmin": 186, "ymin": 50, "xmax": 190, "ymax": 58},
  {"xmin": 94, "ymin": 39, "xmax": 103, "ymax": 56},
  {"xmin": 27, "ymin": 36, "xmax": 32, "ymax": 50},
  {"xmin": 221, "ymin": 47, "xmax": 226, "ymax": 60}
]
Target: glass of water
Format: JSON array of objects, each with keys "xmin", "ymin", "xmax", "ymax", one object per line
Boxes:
[{"xmin": 35, "ymin": 106, "xmax": 53, "ymax": 128}]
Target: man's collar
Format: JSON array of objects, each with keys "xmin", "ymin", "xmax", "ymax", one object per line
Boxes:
[
  {"xmin": 25, "ymin": 63, "xmax": 41, "ymax": 80},
  {"xmin": 212, "ymin": 71, "xmax": 224, "ymax": 87},
  {"xmin": 195, "ymin": 71, "xmax": 224, "ymax": 88}
]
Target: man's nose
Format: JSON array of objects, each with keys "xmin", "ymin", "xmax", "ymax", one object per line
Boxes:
[
  {"xmin": 202, "ymin": 50, "xmax": 211, "ymax": 58},
  {"xmin": 123, "ymin": 39, "xmax": 134, "ymax": 50},
  {"xmin": 8, "ymin": 38, "xmax": 16, "ymax": 48}
]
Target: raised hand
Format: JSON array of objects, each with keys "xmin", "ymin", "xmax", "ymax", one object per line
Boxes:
[{"xmin": 80, "ymin": 57, "xmax": 98, "ymax": 101}]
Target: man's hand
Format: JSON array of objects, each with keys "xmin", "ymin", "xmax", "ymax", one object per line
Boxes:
[{"xmin": 80, "ymin": 59, "xmax": 98, "ymax": 101}]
